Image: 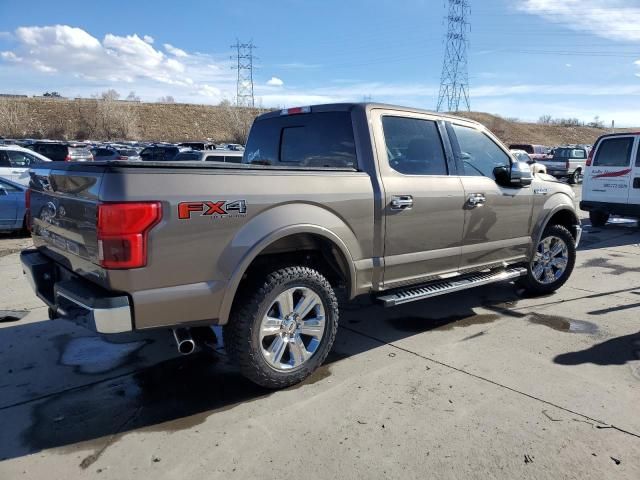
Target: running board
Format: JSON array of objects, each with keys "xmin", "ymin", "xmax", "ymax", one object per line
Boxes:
[{"xmin": 377, "ymin": 267, "xmax": 527, "ymax": 307}]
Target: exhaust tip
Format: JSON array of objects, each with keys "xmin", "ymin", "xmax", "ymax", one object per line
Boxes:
[
  {"xmin": 177, "ymin": 339, "xmax": 195, "ymax": 355},
  {"xmin": 173, "ymin": 328, "xmax": 196, "ymax": 355}
]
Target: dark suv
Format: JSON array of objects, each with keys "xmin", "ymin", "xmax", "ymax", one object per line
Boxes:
[
  {"xmin": 140, "ymin": 145, "xmax": 184, "ymax": 161},
  {"xmin": 30, "ymin": 142, "xmax": 93, "ymax": 162}
]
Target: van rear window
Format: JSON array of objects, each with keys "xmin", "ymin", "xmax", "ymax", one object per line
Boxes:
[
  {"xmin": 244, "ymin": 112, "xmax": 357, "ymax": 169},
  {"xmin": 594, "ymin": 137, "xmax": 634, "ymax": 167}
]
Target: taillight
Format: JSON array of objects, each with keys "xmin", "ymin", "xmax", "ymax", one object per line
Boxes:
[
  {"xmin": 566, "ymin": 159, "xmax": 570, "ymax": 170},
  {"xmin": 64, "ymin": 155, "xmax": 72, "ymax": 161},
  {"xmin": 25, "ymin": 189, "xmax": 31, "ymax": 232},
  {"xmin": 118, "ymin": 155, "xmax": 128, "ymax": 160},
  {"xmin": 586, "ymin": 148, "xmax": 594, "ymax": 167},
  {"xmin": 280, "ymin": 106, "xmax": 311, "ymax": 116},
  {"xmin": 97, "ymin": 202, "xmax": 161, "ymax": 269}
]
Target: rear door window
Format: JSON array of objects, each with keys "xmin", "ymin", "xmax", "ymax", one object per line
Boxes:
[
  {"xmin": 244, "ymin": 112, "xmax": 357, "ymax": 168},
  {"xmin": 594, "ymin": 138, "xmax": 634, "ymax": 167},
  {"xmin": 381, "ymin": 116, "xmax": 448, "ymax": 175},
  {"xmin": 8, "ymin": 150, "xmax": 40, "ymax": 167}
]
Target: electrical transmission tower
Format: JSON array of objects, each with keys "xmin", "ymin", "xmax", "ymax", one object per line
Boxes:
[
  {"xmin": 436, "ymin": 0, "xmax": 471, "ymax": 112},
  {"xmin": 231, "ymin": 40, "xmax": 257, "ymax": 107}
]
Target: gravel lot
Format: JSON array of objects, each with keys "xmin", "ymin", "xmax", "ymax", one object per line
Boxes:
[{"xmin": 1, "ymin": 186, "xmax": 639, "ymax": 480}]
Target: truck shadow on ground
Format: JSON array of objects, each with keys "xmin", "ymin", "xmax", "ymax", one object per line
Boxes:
[{"xmin": 0, "ymin": 277, "xmax": 635, "ymax": 464}]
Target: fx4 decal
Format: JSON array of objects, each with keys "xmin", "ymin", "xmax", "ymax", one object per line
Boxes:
[{"xmin": 178, "ymin": 200, "xmax": 247, "ymax": 219}]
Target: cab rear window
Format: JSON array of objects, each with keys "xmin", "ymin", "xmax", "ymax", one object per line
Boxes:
[
  {"xmin": 594, "ymin": 138, "xmax": 634, "ymax": 167},
  {"xmin": 244, "ymin": 112, "xmax": 357, "ymax": 169}
]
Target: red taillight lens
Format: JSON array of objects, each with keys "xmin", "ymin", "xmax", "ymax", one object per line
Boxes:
[
  {"xmin": 97, "ymin": 202, "xmax": 161, "ymax": 269},
  {"xmin": 118, "ymin": 155, "xmax": 128, "ymax": 160},
  {"xmin": 64, "ymin": 155, "xmax": 72, "ymax": 161},
  {"xmin": 25, "ymin": 189, "xmax": 31, "ymax": 232},
  {"xmin": 586, "ymin": 148, "xmax": 594, "ymax": 167},
  {"xmin": 566, "ymin": 159, "xmax": 570, "ymax": 169}
]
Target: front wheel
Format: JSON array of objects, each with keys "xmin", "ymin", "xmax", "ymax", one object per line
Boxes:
[
  {"xmin": 224, "ymin": 266, "xmax": 339, "ymax": 389},
  {"xmin": 519, "ymin": 225, "xmax": 576, "ymax": 295}
]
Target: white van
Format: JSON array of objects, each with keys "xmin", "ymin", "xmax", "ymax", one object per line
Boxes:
[
  {"xmin": 580, "ymin": 133, "xmax": 640, "ymax": 227},
  {"xmin": 0, "ymin": 145, "xmax": 51, "ymax": 185}
]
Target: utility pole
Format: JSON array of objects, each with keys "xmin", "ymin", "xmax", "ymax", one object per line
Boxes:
[
  {"xmin": 231, "ymin": 40, "xmax": 257, "ymax": 107},
  {"xmin": 436, "ymin": 0, "xmax": 471, "ymax": 112}
]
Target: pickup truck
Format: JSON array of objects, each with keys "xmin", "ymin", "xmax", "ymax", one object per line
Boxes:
[
  {"xmin": 20, "ymin": 103, "xmax": 582, "ymax": 388},
  {"xmin": 541, "ymin": 145, "xmax": 591, "ymax": 184}
]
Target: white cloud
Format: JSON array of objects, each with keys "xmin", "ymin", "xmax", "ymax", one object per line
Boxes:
[
  {"xmin": 565, "ymin": 63, "xmax": 572, "ymax": 68},
  {"xmin": 266, "ymin": 76, "xmax": 284, "ymax": 86},
  {"xmin": 164, "ymin": 43, "xmax": 188, "ymax": 58},
  {"xmin": 518, "ymin": 0, "xmax": 640, "ymax": 42},
  {"xmin": 0, "ymin": 25, "xmax": 234, "ymax": 102}
]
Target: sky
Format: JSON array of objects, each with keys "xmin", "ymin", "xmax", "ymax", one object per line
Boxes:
[{"xmin": 0, "ymin": 0, "xmax": 639, "ymax": 125}]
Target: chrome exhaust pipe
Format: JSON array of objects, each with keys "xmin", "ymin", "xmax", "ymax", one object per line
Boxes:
[{"xmin": 173, "ymin": 328, "xmax": 195, "ymax": 355}]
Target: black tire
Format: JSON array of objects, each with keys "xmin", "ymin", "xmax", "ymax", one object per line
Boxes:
[
  {"xmin": 519, "ymin": 224, "xmax": 576, "ymax": 296},
  {"xmin": 589, "ymin": 211, "xmax": 609, "ymax": 228},
  {"xmin": 567, "ymin": 169, "xmax": 580, "ymax": 185},
  {"xmin": 224, "ymin": 266, "xmax": 339, "ymax": 389}
]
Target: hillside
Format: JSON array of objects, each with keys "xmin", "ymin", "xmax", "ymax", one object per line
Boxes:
[{"xmin": 0, "ymin": 96, "xmax": 626, "ymax": 146}]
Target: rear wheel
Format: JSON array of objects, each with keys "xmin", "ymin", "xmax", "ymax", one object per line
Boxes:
[
  {"xmin": 519, "ymin": 225, "xmax": 576, "ymax": 295},
  {"xmin": 589, "ymin": 211, "xmax": 610, "ymax": 228},
  {"xmin": 224, "ymin": 266, "xmax": 339, "ymax": 389},
  {"xmin": 568, "ymin": 169, "xmax": 581, "ymax": 184}
]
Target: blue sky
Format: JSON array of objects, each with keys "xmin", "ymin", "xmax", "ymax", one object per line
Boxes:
[{"xmin": 1, "ymin": 0, "xmax": 639, "ymax": 125}]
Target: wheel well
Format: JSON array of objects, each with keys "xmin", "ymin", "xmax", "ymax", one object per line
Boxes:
[
  {"xmin": 547, "ymin": 209, "xmax": 577, "ymax": 239},
  {"xmin": 235, "ymin": 233, "xmax": 351, "ymax": 299}
]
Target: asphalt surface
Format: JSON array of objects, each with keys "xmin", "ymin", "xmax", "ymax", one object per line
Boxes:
[{"xmin": 1, "ymin": 185, "xmax": 639, "ymax": 479}]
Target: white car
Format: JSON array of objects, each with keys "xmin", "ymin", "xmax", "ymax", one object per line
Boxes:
[
  {"xmin": 510, "ymin": 149, "xmax": 547, "ymax": 175},
  {"xmin": 0, "ymin": 145, "xmax": 51, "ymax": 185},
  {"xmin": 580, "ymin": 133, "xmax": 640, "ymax": 226}
]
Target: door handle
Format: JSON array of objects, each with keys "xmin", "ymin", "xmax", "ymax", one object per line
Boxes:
[
  {"xmin": 390, "ymin": 195, "xmax": 414, "ymax": 210},
  {"xmin": 467, "ymin": 193, "xmax": 486, "ymax": 206}
]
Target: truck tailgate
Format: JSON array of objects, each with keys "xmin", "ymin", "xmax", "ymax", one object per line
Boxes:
[{"xmin": 29, "ymin": 165, "xmax": 107, "ymax": 286}]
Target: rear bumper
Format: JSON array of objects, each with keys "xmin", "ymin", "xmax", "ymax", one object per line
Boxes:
[{"xmin": 20, "ymin": 249, "xmax": 133, "ymax": 334}]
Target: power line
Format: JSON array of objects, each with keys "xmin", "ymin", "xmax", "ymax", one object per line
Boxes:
[
  {"xmin": 231, "ymin": 40, "xmax": 257, "ymax": 107},
  {"xmin": 437, "ymin": 0, "xmax": 471, "ymax": 112}
]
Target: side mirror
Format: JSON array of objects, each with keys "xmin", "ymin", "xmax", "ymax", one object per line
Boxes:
[
  {"xmin": 0, "ymin": 187, "xmax": 7, "ymax": 196},
  {"xmin": 494, "ymin": 161, "xmax": 533, "ymax": 187}
]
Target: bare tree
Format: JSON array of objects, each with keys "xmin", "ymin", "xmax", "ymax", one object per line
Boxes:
[
  {"xmin": 158, "ymin": 95, "xmax": 175, "ymax": 103},
  {"xmin": 538, "ymin": 114, "xmax": 553, "ymax": 124},
  {"xmin": 100, "ymin": 89, "xmax": 121, "ymax": 101},
  {"xmin": 126, "ymin": 91, "xmax": 141, "ymax": 102}
]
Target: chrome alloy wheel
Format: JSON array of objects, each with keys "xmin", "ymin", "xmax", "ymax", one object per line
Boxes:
[
  {"xmin": 259, "ymin": 287, "xmax": 326, "ymax": 371},
  {"xmin": 532, "ymin": 235, "xmax": 569, "ymax": 284}
]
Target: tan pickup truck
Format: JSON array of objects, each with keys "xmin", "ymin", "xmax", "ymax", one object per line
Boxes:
[{"xmin": 21, "ymin": 103, "xmax": 581, "ymax": 388}]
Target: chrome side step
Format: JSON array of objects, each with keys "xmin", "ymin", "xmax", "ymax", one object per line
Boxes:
[{"xmin": 377, "ymin": 267, "xmax": 527, "ymax": 307}]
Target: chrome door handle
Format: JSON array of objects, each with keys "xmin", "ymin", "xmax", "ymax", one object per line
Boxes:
[
  {"xmin": 390, "ymin": 195, "xmax": 414, "ymax": 210},
  {"xmin": 467, "ymin": 194, "xmax": 486, "ymax": 206}
]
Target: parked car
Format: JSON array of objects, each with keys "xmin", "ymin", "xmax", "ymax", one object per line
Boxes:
[
  {"xmin": 178, "ymin": 142, "xmax": 216, "ymax": 151},
  {"xmin": 508, "ymin": 144, "xmax": 550, "ymax": 161},
  {"xmin": 540, "ymin": 145, "xmax": 590, "ymax": 184},
  {"xmin": 173, "ymin": 150, "xmax": 243, "ymax": 163},
  {"xmin": 225, "ymin": 143, "xmax": 245, "ymax": 151},
  {"xmin": 0, "ymin": 177, "xmax": 27, "ymax": 232},
  {"xmin": 510, "ymin": 149, "xmax": 547, "ymax": 175},
  {"xmin": 21, "ymin": 102, "xmax": 581, "ymax": 388},
  {"xmin": 91, "ymin": 146, "xmax": 121, "ymax": 161},
  {"xmin": 140, "ymin": 145, "xmax": 185, "ymax": 161},
  {"xmin": 580, "ymin": 132, "xmax": 640, "ymax": 227},
  {"xmin": 0, "ymin": 145, "xmax": 51, "ymax": 185},
  {"xmin": 116, "ymin": 147, "xmax": 142, "ymax": 161},
  {"xmin": 30, "ymin": 142, "xmax": 94, "ymax": 162}
]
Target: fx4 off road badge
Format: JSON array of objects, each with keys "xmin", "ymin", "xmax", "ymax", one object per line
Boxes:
[{"xmin": 178, "ymin": 200, "xmax": 247, "ymax": 219}]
